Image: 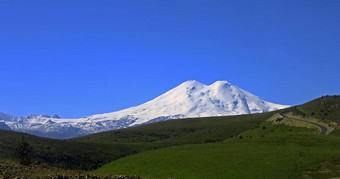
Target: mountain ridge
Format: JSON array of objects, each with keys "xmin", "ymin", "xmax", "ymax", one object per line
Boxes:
[{"xmin": 1, "ymin": 80, "xmax": 289, "ymax": 138}]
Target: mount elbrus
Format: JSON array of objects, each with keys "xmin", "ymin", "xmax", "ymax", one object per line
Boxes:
[{"xmin": 0, "ymin": 80, "xmax": 289, "ymax": 139}]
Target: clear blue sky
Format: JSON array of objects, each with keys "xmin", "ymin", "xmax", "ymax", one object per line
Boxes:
[{"xmin": 0, "ymin": 0, "xmax": 339, "ymax": 118}]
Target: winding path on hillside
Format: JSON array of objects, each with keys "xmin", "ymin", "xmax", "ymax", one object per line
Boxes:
[{"xmin": 279, "ymin": 112, "xmax": 328, "ymax": 135}]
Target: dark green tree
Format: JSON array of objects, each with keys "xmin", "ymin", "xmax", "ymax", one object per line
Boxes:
[{"xmin": 12, "ymin": 137, "xmax": 33, "ymax": 165}]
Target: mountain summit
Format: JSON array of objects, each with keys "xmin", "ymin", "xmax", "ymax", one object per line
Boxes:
[{"xmin": 2, "ymin": 80, "xmax": 289, "ymax": 139}]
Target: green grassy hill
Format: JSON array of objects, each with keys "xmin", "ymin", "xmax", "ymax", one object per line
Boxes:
[
  {"xmin": 93, "ymin": 95, "xmax": 340, "ymax": 178},
  {"xmin": 94, "ymin": 124, "xmax": 340, "ymax": 178},
  {"xmin": 0, "ymin": 129, "xmax": 139, "ymax": 170},
  {"xmin": 71, "ymin": 112, "xmax": 278, "ymax": 146},
  {"xmin": 0, "ymin": 107, "xmax": 280, "ymax": 171},
  {"xmin": 295, "ymin": 95, "xmax": 340, "ymax": 122},
  {"xmin": 0, "ymin": 95, "xmax": 338, "ymax": 178}
]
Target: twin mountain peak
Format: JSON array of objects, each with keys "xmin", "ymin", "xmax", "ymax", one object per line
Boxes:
[{"xmin": 0, "ymin": 80, "xmax": 289, "ymax": 139}]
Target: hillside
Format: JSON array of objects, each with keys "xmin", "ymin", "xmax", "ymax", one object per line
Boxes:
[
  {"xmin": 71, "ymin": 111, "xmax": 278, "ymax": 147},
  {"xmin": 0, "ymin": 129, "xmax": 139, "ymax": 170},
  {"xmin": 93, "ymin": 95, "xmax": 340, "ymax": 178},
  {"xmin": 94, "ymin": 123, "xmax": 340, "ymax": 178},
  {"xmin": 0, "ymin": 110, "xmax": 278, "ymax": 171},
  {"xmin": 295, "ymin": 95, "xmax": 340, "ymax": 123}
]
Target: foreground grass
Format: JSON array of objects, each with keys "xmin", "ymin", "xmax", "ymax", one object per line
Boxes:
[
  {"xmin": 0, "ymin": 161, "xmax": 141, "ymax": 178},
  {"xmin": 94, "ymin": 123, "xmax": 340, "ymax": 178}
]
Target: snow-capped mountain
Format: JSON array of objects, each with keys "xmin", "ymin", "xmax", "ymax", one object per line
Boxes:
[{"xmin": 1, "ymin": 80, "xmax": 289, "ymax": 139}]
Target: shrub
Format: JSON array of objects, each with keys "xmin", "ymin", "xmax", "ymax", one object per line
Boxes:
[
  {"xmin": 12, "ymin": 137, "xmax": 33, "ymax": 165},
  {"xmin": 276, "ymin": 118, "xmax": 283, "ymax": 122},
  {"xmin": 205, "ymin": 139, "xmax": 216, "ymax": 143}
]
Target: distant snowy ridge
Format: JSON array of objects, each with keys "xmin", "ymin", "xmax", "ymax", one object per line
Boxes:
[{"xmin": 1, "ymin": 80, "xmax": 289, "ymax": 139}]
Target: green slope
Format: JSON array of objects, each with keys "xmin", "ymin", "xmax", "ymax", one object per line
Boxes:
[
  {"xmin": 0, "ymin": 130, "xmax": 139, "ymax": 170},
  {"xmin": 93, "ymin": 122, "xmax": 340, "ymax": 178},
  {"xmin": 93, "ymin": 125, "xmax": 333, "ymax": 178},
  {"xmin": 295, "ymin": 95, "xmax": 340, "ymax": 122},
  {"xmin": 93, "ymin": 96, "xmax": 340, "ymax": 178},
  {"xmin": 72, "ymin": 112, "xmax": 277, "ymax": 146},
  {"xmin": 0, "ymin": 109, "xmax": 279, "ymax": 170}
]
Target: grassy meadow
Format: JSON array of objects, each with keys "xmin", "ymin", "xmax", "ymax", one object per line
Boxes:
[
  {"xmin": 92, "ymin": 96, "xmax": 340, "ymax": 178},
  {"xmin": 93, "ymin": 121, "xmax": 340, "ymax": 178}
]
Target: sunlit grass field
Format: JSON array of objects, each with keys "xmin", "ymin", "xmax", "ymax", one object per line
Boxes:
[{"xmin": 94, "ymin": 123, "xmax": 340, "ymax": 178}]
